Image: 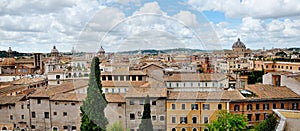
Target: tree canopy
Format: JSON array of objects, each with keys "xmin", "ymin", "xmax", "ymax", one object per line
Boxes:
[
  {"xmin": 138, "ymin": 95, "xmax": 153, "ymax": 131},
  {"xmin": 81, "ymin": 57, "xmax": 108, "ymax": 131},
  {"xmin": 207, "ymin": 111, "xmax": 247, "ymax": 131},
  {"xmin": 254, "ymin": 113, "xmax": 277, "ymax": 131}
]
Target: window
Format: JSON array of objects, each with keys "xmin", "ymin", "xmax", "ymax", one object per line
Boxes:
[
  {"xmin": 71, "ymin": 126, "xmax": 76, "ymax": 130},
  {"xmin": 114, "ymin": 76, "xmax": 118, "ymax": 81},
  {"xmin": 172, "ymin": 128, "xmax": 176, "ymax": 131},
  {"xmin": 53, "ymin": 127, "xmax": 58, "ymax": 131},
  {"xmin": 21, "ymin": 114, "xmax": 24, "ymax": 119},
  {"xmin": 176, "ymin": 83, "xmax": 179, "ymax": 87},
  {"xmin": 160, "ymin": 115, "xmax": 165, "ymax": 121},
  {"xmin": 130, "ymin": 100, "xmax": 134, "ymax": 105},
  {"xmin": 64, "ymin": 126, "xmax": 68, "ymax": 130},
  {"xmin": 53, "ymin": 112, "xmax": 57, "ymax": 116},
  {"xmin": 256, "ymin": 104, "xmax": 260, "ymax": 110},
  {"xmin": 107, "ymin": 75, "xmax": 112, "ymax": 80},
  {"xmin": 37, "ymin": 99, "xmax": 41, "ymax": 104},
  {"xmin": 10, "ymin": 115, "xmax": 13, "ymax": 120},
  {"xmin": 247, "ymin": 104, "xmax": 252, "ymax": 110},
  {"xmin": 263, "ymin": 104, "xmax": 269, "ymax": 110},
  {"xmin": 192, "ymin": 116, "xmax": 197, "ymax": 123},
  {"xmin": 112, "ymin": 88, "xmax": 114, "ymax": 93},
  {"xmin": 255, "ymin": 114, "xmax": 260, "ymax": 121},
  {"xmin": 234, "ymin": 105, "xmax": 240, "ymax": 111},
  {"xmin": 172, "ymin": 116, "xmax": 176, "ymax": 123},
  {"xmin": 130, "ymin": 113, "xmax": 135, "ymax": 120},
  {"xmin": 132, "ymin": 75, "xmax": 137, "ymax": 81},
  {"xmin": 118, "ymin": 88, "xmax": 120, "ymax": 93},
  {"xmin": 71, "ymin": 103, "xmax": 76, "ymax": 106},
  {"xmin": 63, "ymin": 112, "xmax": 67, "ymax": 116},
  {"xmin": 218, "ymin": 104, "xmax": 222, "ymax": 110},
  {"xmin": 273, "ymin": 103, "xmax": 277, "ymax": 109},
  {"xmin": 290, "ymin": 66, "xmax": 292, "ymax": 70},
  {"xmin": 191, "ymin": 104, "xmax": 198, "ymax": 110},
  {"xmin": 204, "ymin": 116, "xmax": 209, "ymax": 124},
  {"xmin": 286, "ymin": 66, "xmax": 288, "ymax": 69},
  {"xmin": 31, "ymin": 125, "xmax": 35, "ymax": 129},
  {"xmin": 192, "ymin": 128, "xmax": 197, "ymax": 131},
  {"xmin": 138, "ymin": 76, "xmax": 143, "ymax": 81},
  {"xmin": 32, "ymin": 112, "xmax": 36, "ymax": 118},
  {"xmin": 118, "ymin": 103, "xmax": 122, "ymax": 107},
  {"xmin": 152, "ymin": 100, "xmax": 156, "ymax": 105},
  {"xmin": 102, "ymin": 76, "xmax": 106, "ymax": 81},
  {"xmin": 152, "ymin": 115, "xmax": 157, "ymax": 121},
  {"xmin": 139, "ymin": 100, "xmax": 144, "ymax": 105},
  {"xmin": 299, "ymin": 67, "xmax": 300, "ymax": 70},
  {"xmin": 264, "ymin": 113, "xmax": 268, "ymax": 120},
  {"xmin": 181, "ymin": 104, "xmax": 186, "ymax": 110},
  {"xmin": 172, "ymin": 104, "xmax": 176, "ymax": 110},
  {"xmin": 180, "ymin": 117, "xmax": 187, "ymax": 124},
  {"xmin": 281, "ymin": 103, "xmax": 285, "ymax": 109},
  {"xmin": 21, "ymin": 104, "xmax": 24, "ymax": 109},
  {"xmin": 181, "ymin": 128, "xmax": 186, "ymax": 131},
  {"xmin": 293, "ymin": 103, "xmax": 299, "ymax": 109},
  {"xmin": 203, "ymin": 104, "xmax": 210, "ymax": 110},
  {"xmin": 44, "ymin": 112, "xmax": 49, "ymax": 119},
  {"xmin": 205, "ymin": 83, "xmax": 207, "ymax": 87},
  {"xmin": 247, "ymin": 114, "xmax": 252, "ymax": 121}
]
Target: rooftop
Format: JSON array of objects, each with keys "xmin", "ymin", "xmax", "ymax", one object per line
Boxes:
[{"xmin": 164, "ymin": 73, "xmax": 227, "ymax": 82}]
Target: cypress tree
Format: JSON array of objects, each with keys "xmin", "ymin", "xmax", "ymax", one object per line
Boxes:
[
  {"xmin": 138, "ymin": 95, "xmax": 154, "ymax": 131},
  {"xmin": 81, "ymin": 57, "xmax": 108, "ymax": 131}
]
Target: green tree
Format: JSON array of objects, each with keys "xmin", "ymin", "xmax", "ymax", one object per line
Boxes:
[
  {"xmin": 138, "ymin": 95, "xmax": 153, "ymax": 131},
  {"xmin": 107, "ymin": 121, "xmax": 128, "ymax": 131},
  {"xmin": 207, "ymin": 110, "xmax": 247, "ymax": 131},
  {"xmin": 81, "ymin": 57, "xmax": 108, "ymax": 131},
  {"xmin": 254, "ymin": 113, "xmax": 277, "ymax": 131}
]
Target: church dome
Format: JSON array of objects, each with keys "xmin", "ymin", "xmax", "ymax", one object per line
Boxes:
[
  {"xmin": 232, "ymin": 38, "xmax": 246, "ymax": 48},
  {"xmin": 98, "ymin": 46, "xmax": 105, "ymax": 54},
  {"xmin": 1, "ymin": 58, "xmax": 16, "ymax": 66},
  {"xmin": 51, "ymin": 46, "xmax": 59, "ymax": 54}
]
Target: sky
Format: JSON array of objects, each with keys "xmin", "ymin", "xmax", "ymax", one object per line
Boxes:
[{"xmin": 0, "ymin": 0, "xmax": 300, "ymax": 53}]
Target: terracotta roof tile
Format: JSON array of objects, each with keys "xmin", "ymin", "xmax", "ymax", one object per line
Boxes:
[
  {"xmin": 0, "ymin": 95, "xmax": 25, "ymax": 105},
  {"xmin": 168, "ymin": 90, "xmax": 245, "ymax": 100},
  {"xmin": 105, "ymin": 93, "xmax": 125, "ymax": 103},
  {"xmin": 125, "ymin": 87, "xmax": 167, "ymax": 98},
  {"xmin": 165, "ymin": 73, "xmax": 227, "ymax": 82},
  {"xmin": 50, "ymin": 93, "xmax": 86, "ymax": 101},
  {"xmin": 246, "ymin": 84, "xmax": 300, "ymax": 99}
]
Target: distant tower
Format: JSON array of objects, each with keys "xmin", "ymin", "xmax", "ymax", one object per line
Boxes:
[
  {"xmin": 33, "ymin": 53, "xmax": 42, "ymax": 70},
  {"xmin": 51, "ymin": 45, "xmax": 59, "ymax": 57},
  {"xmin": 7, "ymin": 47, "xmax": 13, "ymax": 58},
  {"xmin": 98, "ymin": 46, "xmax": 105, "ymax": 59},
  {"xmin": 71, "ymin": 46, "xmax": 76, "ymax": 54}
]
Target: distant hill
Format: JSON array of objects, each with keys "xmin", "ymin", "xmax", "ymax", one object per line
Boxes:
[
  {"xmin": 118, "ymin": 48, "xmax": 205, "ymax": 54},
  {"xmin": 0, "ymin": 50, "xmax": 32, "ymax": 58}
]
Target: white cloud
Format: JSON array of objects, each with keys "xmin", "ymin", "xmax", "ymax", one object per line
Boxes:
[
  {"xmin": 188, "ymin": 0, "xmax": 300, "ymax": 19},
  {"xmin": 173, "ymin": 11, "xmax": 199, "ymax": 27},
  {"xmin": 133, "ymin": 1, "xmax": 166, "ymax": 15}
]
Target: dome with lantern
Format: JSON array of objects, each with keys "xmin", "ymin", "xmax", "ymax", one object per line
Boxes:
[{"xmin": 232, "ymin": 38, "xmax": 246, "ymax": 48}]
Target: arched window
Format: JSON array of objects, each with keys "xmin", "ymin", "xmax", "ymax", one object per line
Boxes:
[
  {"xmin": 192, "ymin": 128, "xmax": 198, "ymax": 131},
  {"xmin": 2, "ymin": 127, "xmax": 7, "ymax": 130},
  {"xmin": 172, "ymin": 128, "xmax": 176, "ymax": 131},
  {"xmin": 52, "ymin": 127, "xmax": 58, "ymax": 131},
  {"xmin": 181, "ymin": 128, "xmax": 186, "ymax": 131},
  {"xmin": 234, "ymin": 105, "xmax": 240, "ymax": 111},
  {"xmin": 204, "ymin": 128, "xmax": 209, "ymax": 131}
]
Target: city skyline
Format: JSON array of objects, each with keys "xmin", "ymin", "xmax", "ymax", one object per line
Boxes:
[{"xmin": 1, "ymin": 0, "xmax": 300, "ymax": 53}]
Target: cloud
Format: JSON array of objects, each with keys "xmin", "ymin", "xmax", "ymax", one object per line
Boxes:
[
  {"xmin": 173, "ymin": 11, "xmax": 199, "ymax": 27},
  {"xmin": 133, "ymin": 1, "xmax": 166, "ymax": 15},
  {"xmin": 188, "ymin": 0, "xmax": 300, "ymax": 19}
]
